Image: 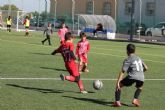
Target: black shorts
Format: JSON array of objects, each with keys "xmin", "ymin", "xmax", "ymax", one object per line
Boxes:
[
  {"xmin": 7, "ymin": 25, "xmax": 11, "ymax": 28},
  {"xmin": 25, "ymin": 26, "xmax": 29, "ymax": 29},
  {"xmin": 120, "ymin": 76, "xmax": 144, "ymax": 88}
]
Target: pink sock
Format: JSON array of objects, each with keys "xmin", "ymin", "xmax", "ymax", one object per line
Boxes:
[{"xmin": 77, "ymin": 80, "xmax": 84, "ymax": 91}]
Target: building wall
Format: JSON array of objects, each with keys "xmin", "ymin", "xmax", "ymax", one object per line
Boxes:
[
  {"xmin": 50, "ymin": 0, "xmax": 116, "ymax": 19},
  {"xmin": 117, "ymin": 0, "xmax": 165, "ymax": 27}
]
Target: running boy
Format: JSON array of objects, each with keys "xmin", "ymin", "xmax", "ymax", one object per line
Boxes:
[
  {"xmin": 113, "ymin": 44, "xmax": 148, "ymax": 107},
  {"xmin": 76, "ymin": 32, "xmax": 90, "ymax": 73},
  {"xmin": 57, "ymin": 22, "xmax": 68, "ymax": 44},
  {"xmin": 42, "ymin": 22, "xmax": 53, "ymax": 45},
  {"xmin": 51, "ymin": 32, "xmax": 88, "ymax": 94}
]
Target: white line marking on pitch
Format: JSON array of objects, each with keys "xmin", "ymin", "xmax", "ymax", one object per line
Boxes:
[
  {"xmin": 92, "ymin": 47, "xmax": 165, "ymax": 58},
  {"xmin": 0, "ymin": 78, "xmax": 165, "ymax": 81},
  {"xmin": 90, "ymin": 52, "xmax": 165, "ymax": 64}
]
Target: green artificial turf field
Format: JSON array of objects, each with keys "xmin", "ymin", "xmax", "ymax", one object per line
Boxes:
[{"xmin": 0, "ymin": 30, "xmax": 165, "ymax": 110}]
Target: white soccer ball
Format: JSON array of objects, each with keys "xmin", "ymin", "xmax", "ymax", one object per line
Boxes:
[{"xmin": 93, "ymin": 80, "xmax": 103, "ymax": 90}]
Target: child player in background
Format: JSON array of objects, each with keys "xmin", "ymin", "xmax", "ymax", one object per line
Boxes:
[
  {"xmin": 51, "ymin": 32, "xmax": 88, "ymax": 94},
  {"xmin": 42, "ymin": 22, "xmax": 53, "ymax": 45},
  {"xmin": 57, "ymin": 22, "xmax": 68, "ymax": 44},
  {"xmin": 23, "ymin": 16, "xmax": 30, "ymax": 36},
  {"xmin": 76, "ymin": 32, "xmax": 90, "ymax": 73},
  {"xmin": 6, "ymin": 16, "xmax": 12, "ymax": 32}
]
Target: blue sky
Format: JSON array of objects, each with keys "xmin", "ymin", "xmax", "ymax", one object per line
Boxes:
[{"xmin": 0, "ymin": 0, "xmax": 50, "ymax": 13}]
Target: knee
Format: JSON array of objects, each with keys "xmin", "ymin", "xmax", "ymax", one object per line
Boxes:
[
  {"xmin": 137, "ymin": 87, "xmax": 143, "ymax": 90},
  {"xmin": 75, "ymin": 76, "xmax": 80, "ymax": 82}
]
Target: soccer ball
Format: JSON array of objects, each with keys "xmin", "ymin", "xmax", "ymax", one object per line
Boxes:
[{"xmin": 93, "ymin": 80, "xmax": 103, "ymax": 90}]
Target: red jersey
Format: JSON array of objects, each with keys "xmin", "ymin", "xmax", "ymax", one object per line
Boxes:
[
  {"xmin": 76, "ymin": 40, "xmax": 90, "ymax": 56},
  {"xmin": 55, "ymin": 41, "xmax": 76, "ymax": 63},
  {"xmin": 54, "ymin": 41, "xmax": 79, "ymax": 76}
]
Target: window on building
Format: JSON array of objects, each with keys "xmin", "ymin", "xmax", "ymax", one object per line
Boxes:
[
  {"xmin": 125, "ymin": 2, "xmax": 132, "ymax": 15},
  {"xmin": 146, "ymin": 2, "xmax": 155, "ymax": 16},
  {"xmin": 103, "ymin": 1, "xmax": 111, "ymax": 15},
  {"xmin": 86, "ymin": 0, "xmax": 93, "ymax": 14}
]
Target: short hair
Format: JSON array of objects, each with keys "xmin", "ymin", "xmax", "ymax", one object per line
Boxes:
[
  {"xmin": 127, "ymin": 44, "xmax": 135, "ymax": 54},
  {"xmin": 80, "ymin": 32, "xmax": 86, "ymax": 38},
  {"xmin": 26, "ymin": 16, "xmax": 29, "ymax": 19},
  {"xmin": 65, "ymin": 32, "xmax": 73, "ymax": 41}
]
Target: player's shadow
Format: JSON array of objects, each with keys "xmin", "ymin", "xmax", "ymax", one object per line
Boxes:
[
  {"xmin": 63, "ymin": 96, "xmax": 134, "ymax": 107},
  {"xmin": 30, "ymin": 52, "xmax": 51, "ymax": 56},
  {"xmin": 40, "ymin": 67, "xmax": 67, "ymax": 72},
  {"xmin": 6, "ymin": 84, "xmax": 95, "ymax": 94},
  {"xmin": 63, "ymin": 96, "xmax": 112, "ymax": 106},
  {"xmin": 6, "ymin": 84, "xmax": 63, "ymax": 94}
]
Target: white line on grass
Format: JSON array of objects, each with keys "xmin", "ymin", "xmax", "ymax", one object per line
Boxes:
[
  {"xmin": 90, "ymin": 52, "xmax": 165, "ymax": 64},
  {"xmin": 92, "ymin": 47, "xmax": 165, "ymax": 58},
  {"xmin": 0, "ymin": 78, "xmax": 165, "ymax": 81}
]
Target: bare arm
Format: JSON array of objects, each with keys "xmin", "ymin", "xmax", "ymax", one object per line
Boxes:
[
  {"xmin": 116, "ymin": 71, "xmax": 124, "ymax": 91},
  {"xmin": 142, "ymin": 62, "xmax": 148, "ymax": 72}
]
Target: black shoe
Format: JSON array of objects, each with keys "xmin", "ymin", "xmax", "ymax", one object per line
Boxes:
[
  {"xmin": 41, "ymin": 41, "xmax": 44, "ymax": 45},
  {"xmin": 60, "ymin": 74, "xmax": 65, "ymax": 81}
]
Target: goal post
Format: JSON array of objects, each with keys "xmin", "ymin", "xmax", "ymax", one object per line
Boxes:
[
  {"xmin": 0, "ymin": 11, "xmax": 3, "ymax": 28},
  {"xmin": 16, "ymin": 11, "xmax": 27, "ymax": 31}
]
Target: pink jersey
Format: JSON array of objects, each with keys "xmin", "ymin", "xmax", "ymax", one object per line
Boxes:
[
  {"xmin": 58, "ymin": 28, "xmax": 68, "ymax": 41},
  {"xmin": 76, "ymin": 40, "xmax": 90, "ymax": 55}
]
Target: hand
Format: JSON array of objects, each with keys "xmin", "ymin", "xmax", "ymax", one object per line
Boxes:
[
  {"xmin": 51, "ymin": 51, "xmax": 56, "ymax": 55},
  {"xmin": 116, "ymin": 82, "xmax": 121, "ymax": 91}
]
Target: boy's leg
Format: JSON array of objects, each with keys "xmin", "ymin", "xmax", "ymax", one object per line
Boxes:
[
  {"xmin": 78, "ymin": 57, "xmax": 83, "ymax": 72},
  {"xmin": 114, "ymin": 77, "xmax": 134, "ymax": 107},
  {"xmin": 115, "ymin": 82, "xmax": 123, "ymax": 102},
  {"xmin": 67, "ymin": 62, "xmax": 86, "ymax": 92},
  {"xmin": 76, "ymin": 77, "xmax": 85, "ymax": 92},
  {"xmin": 83, "ymin": 63, "xmax": 89, "ymax": 72},
  {"xmin": 134, "ymin": 88, "xmax": 142, "ymax": 99},
  {"xmin": 9, "ymin": 25, "xmax": 11, "ymax": 32},
  {"xmin": 132, "ymin": 80, "xmax": 143, "ymax": 107},
  {"xmin": 25, "ymin": 27, "xmax": 29, "ymax": 36},
  {"xmin": 81, "ymin": 54, "xmax": 89, "ymax": 72},
  {"xmin": 64, "ymin": 75, "xmax": 75, "ymax": 82},
  {"xmin": 42, "ymin": 38, "xmax": 48, "ymax": 43},
  {"xmin": 47, "ymin": 36, "xmax": 51, "ymax": 45},
  {"xmin": 7, "ymin": 25, "xmax": 9, "ymax": 31},
  {"xmin": 114, "ymin": 82, "xmax": 123, "ymax": 107}
]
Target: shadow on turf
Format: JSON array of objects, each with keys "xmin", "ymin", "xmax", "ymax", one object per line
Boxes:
[
  {"xmin": 6, "ymin": 84, "xmax": 95, "ymax": 94},
  {"xmin": 6, "ymin": 84, "xmax": 63, "ymax": 93},
  {"xmin": 40, "ymin": 67, "xmax": 67, "ymax": 72},
  {"xmin": 63, "ymin": 96, "xmax": 135, "ymax": 107},
  {"xmin": 30, "ymin": 52, "xmax": 51, "ymax": 56}
]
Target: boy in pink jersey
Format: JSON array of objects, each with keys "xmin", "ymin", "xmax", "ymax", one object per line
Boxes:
[
  {"xmin": 76, "ymin": 32, "xmax": 90, "ymax": 73},
  {"xmin": 57, "ymin": 22, "xmax": 68, "ymax": 44}
]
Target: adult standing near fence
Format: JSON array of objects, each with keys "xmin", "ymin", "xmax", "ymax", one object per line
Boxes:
[
  {"xmin": 6, "ymin": 16, "xmax": 12, "ymax": 32},
  {"xmin": 23, "ymin": 16, "xmax": 30, "ymax": 36}
]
